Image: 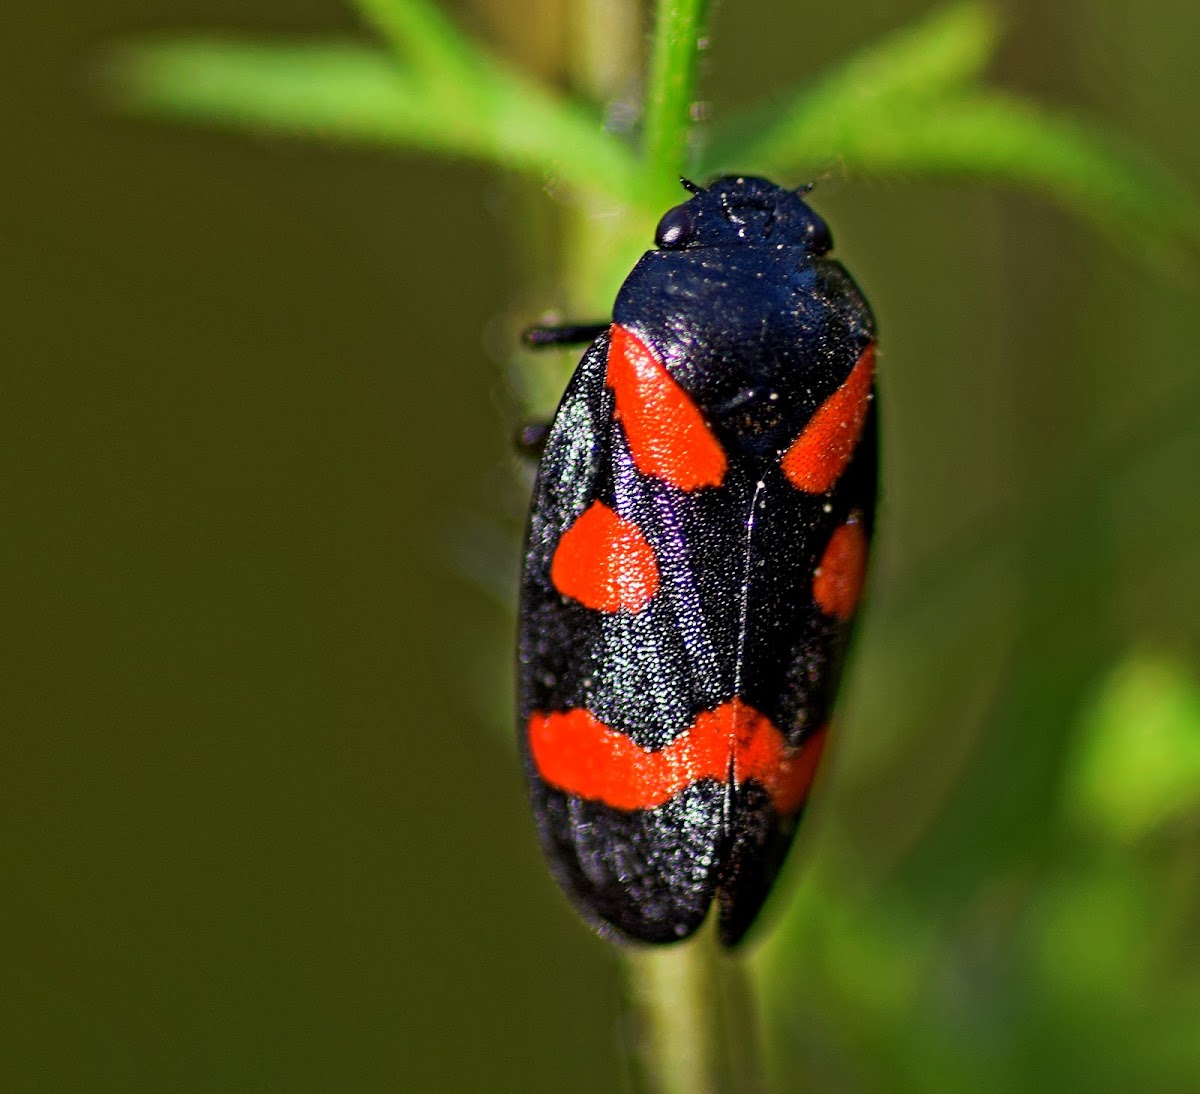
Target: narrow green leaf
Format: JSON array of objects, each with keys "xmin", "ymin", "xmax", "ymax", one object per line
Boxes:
[
  {"xmin": 350, "ymin": 0, "xmax": 643, "ymax": 202},
  {"xmin": 351, "ymin": 0, "xmax": 478, "ymax": 83},
  {"xmin": 642, "ymin": 0, "xmax": 712, "ymax": 205},
  {"xmin": 112, "ymin": 41, "xmax": 429, "ymax": 137},
  {"xmin": 704, "ymin": 1, "xmax": 1002, "ymax": 173},
  {"xmin": 460, "ymin": 61, "xmax": 640, "ymax": 202},
  {"xmin": 110, "ymin": 39, "xmax": 638, "ymax": 203}
]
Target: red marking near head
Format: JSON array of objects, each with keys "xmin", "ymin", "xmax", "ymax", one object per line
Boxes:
[
  {"xmin": 551, "ymin": 500, "xmax": 660, "ymax": 613},
  {"xmin": 606, "ymin": 324, "xmax": 727, "ymax": 491},
  {"xmin": 528, "ymin": 701, "xmax": 826, "ymax": 815},
  {"xmin": 813, "ymin": 515, "xmax": 868, "ymax": 621},
  {"xmin": 782, "ymin": 343, "xmax": 875, "ymax": 493}
]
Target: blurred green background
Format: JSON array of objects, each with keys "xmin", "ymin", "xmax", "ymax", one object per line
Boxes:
[{"xmin": 3, "ymin": 1, "xmax": 1199, "ymax": 1090}]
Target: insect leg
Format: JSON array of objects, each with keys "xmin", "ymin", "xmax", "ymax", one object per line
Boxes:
[{"xmin": 522, "ymin": 322, "xmax": 609, "ymax": 348}]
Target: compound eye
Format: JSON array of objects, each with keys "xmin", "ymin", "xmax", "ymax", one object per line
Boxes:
[
  {"xmin": 806, "ymin": 213, "xmax": 833, "ymax": 254},
  {"xmin": 655, "ymin": 204, "xmax": 696, "ymax": 249}
]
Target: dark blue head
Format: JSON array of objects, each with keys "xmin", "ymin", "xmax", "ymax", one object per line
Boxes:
[{"xmin": 653, "ymin": 176, "xmax": 832, "ymax": 255}]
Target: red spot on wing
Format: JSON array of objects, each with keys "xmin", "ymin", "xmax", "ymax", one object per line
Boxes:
[
  {"xmin": 527, "ymin": 708, "xmax": 726, "ymax": 811},
  {"xmin": 528, "ymin": 700, "xmax": 826, "ymax": 815},
  {"xmin": 743, "ymin": 723, "xmax": 828, "ymax": 815},
  {"xmin": 551, "ymin": 500, "xmax": 660, "ymax": 613},
  {"xmin": 812, "ymin": 515, "xmax": 868, "ymax": 621},
  {"xmin": 606, "ymin": 324, "xmax": 727, "ymax": 490},
  {"xmin": 782, "ymin": 343, "xmax": 875, "ymax": 493}
]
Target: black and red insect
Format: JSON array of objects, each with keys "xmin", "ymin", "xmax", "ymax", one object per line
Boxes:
[{"xmin": 518, "ymin": 176, "xmax": 876, "ymax": 946}]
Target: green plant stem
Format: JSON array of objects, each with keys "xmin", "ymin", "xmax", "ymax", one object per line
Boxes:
[
  {"xmin": 557, "ymin": 0, "xmax": 647, "ymax": 322},
  {"xmin": 623, "ymin": 932, "xmax": 723, "ymax": 1094},
  {"xmin": 641, "ymin": 0, "xmax": 710, "ymax": 202},
  {"xmin": 613, "ymin": 7, "xmax": 758, "ymax": 1091}
]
